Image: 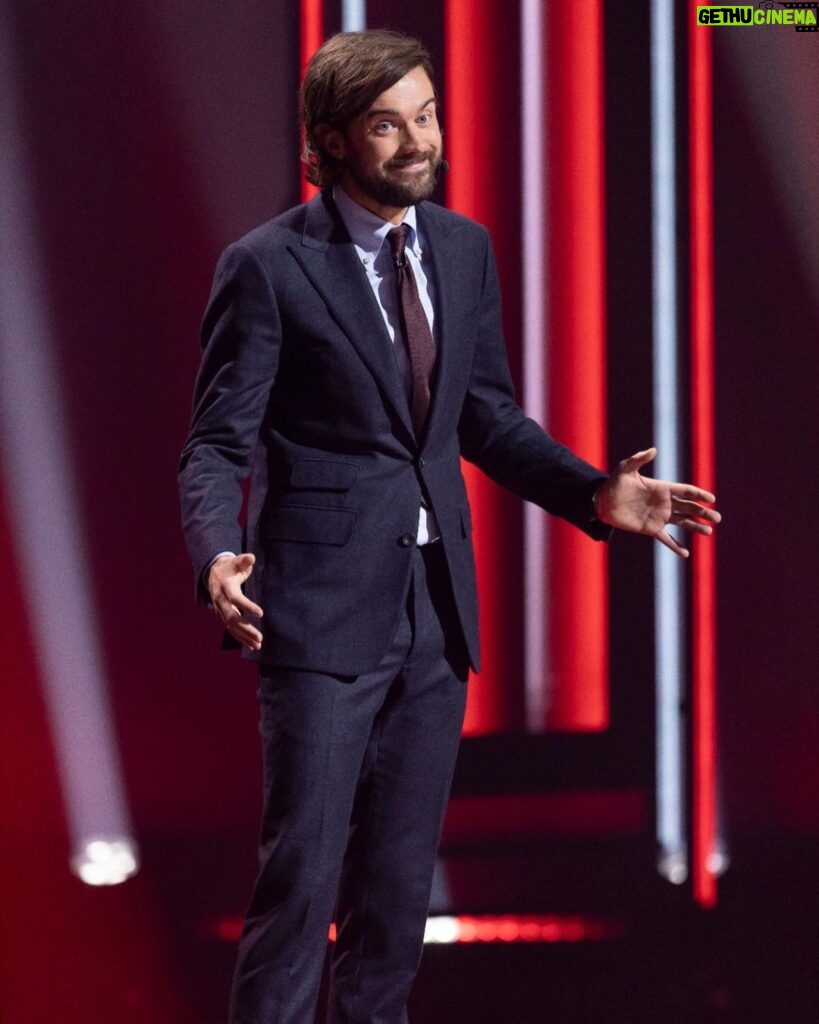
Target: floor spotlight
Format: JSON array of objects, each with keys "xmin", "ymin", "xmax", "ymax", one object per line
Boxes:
[{"xmin": 71, "ymin": 837, "xmax": 140, "ymax": 887}]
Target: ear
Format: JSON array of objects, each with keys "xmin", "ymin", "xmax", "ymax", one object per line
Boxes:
[{"xmin": 313, "ymin": 124, "xmax": 346, "ymax": 161}]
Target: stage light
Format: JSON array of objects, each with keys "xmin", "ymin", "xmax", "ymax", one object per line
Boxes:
[
  {"xmin": 0, "ymin": 15, "xmax": 139, "ymax": 885},
  {"xmin": 658, "ymin": 849, "xmax": 688, "ymax": 885},
  {"xmin": 423, "ymin": 916, "xmax": 460, "ymax": 944},
  {"xmin": 72, "ymin": 838, "xmax": 140, "ymax": 887},
  {"xmin": 707, "ymin": 850, "xmax": 729, "ymax": 876}
]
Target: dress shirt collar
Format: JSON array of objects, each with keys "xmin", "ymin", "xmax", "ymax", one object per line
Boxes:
[{"xmin": 333, "ymin": 185, "xmax": 420, "ymax": 261}]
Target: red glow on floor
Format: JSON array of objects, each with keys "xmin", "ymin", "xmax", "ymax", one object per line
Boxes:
[
  {"xmin": 207, "ymin": 914, "xmax": 624, "ymax": 945},
  {"xmin": 447, "ymin": 915, "xmax": 621, "ymax": 944}
]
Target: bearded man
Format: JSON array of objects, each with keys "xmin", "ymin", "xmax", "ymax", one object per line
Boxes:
[{"xmin": 179, "ymin": 29, "xmax": 719, "ymax": 1024}]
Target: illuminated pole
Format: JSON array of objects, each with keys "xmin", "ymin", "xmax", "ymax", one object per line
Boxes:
[
  {"xmin": 651, "ymin": 0, "xmax": 687, "ymax": 885},
  {"xmin": 689, "ymin": 0, "xmax": 719, "ymax": 908}
]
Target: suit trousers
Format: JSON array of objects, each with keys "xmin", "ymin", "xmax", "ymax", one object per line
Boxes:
[{"xmin": 229, "ymin": 544, "xmax": 469, "ymax": 1024}]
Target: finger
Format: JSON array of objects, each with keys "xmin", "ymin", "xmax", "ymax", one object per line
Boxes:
[
  {"xmin": 233, "ymin": 593, "xmax": 264, "ymax": 619},
  {"xmin": 667, "ymin": 483, "xmax": 717, "ymax": 505},
  {"xmin": 221, "ymin": 581, "xmax": 263, "ymax": 619},
  {"xmin": 213, "ymin": 590, "xmax": 259, "ymax": 624},
  {"xmin": 619, "ymin": 446, "xmax": 657, "ymax": 474},
  {"xmin": 672, "ymin": 508, "xmax": 721, "ymax": 526},
  {"xmin": 219, "ymin": 600, "xmax": 264, "ymax": 634},
  {"xmin": 671, "ymin": 498, "xmax": 718, "ymax": 517},
  {"xmin": 234, "ymin": 552, "xmax": 256, "ymax": 577},
  {"xmin": 229, "ymin": 620, "xmax": 263, "ymax": 645},
  {"xmin": 656, "ymin": 529, "xmax": 690, "ymax": 558},
  {"xmin": 213, "ymin": 598, "xmax": 245, "ymax": 631},
  {"xmin": 672, "ymin": 517, "xmax": 713, "ymax": 535},
  {"xmin": 667, "ymin": 505, "xmax": 720, "ymax": 524},
  {"xmin": 695, "ymin": 506, "xmax": 721, "ymax": 524},
  {"xmin": 227, "ymin": 628, "xmax": 262, "ymax": 653},
  {"xmin": 220, "ymin": 608, "xmax": 262, "ymax": 640}
]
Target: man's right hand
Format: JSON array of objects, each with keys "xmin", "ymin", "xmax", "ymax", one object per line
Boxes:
[{"xmin": 207, "ymin": 553, "xmax": 264, "ymax": 652}]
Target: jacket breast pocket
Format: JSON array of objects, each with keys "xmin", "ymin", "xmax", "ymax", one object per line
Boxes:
[
  {"xmin": 289, "ymin": 459, "xmax": 358, "ymax": 491},
  {"xmin": 263, "ymin": 504, "xmax": 355, "ymax": 545}
]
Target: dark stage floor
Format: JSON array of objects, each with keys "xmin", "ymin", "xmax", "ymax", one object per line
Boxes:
[
  {"xmin": 2, "ymin": 830, "xmax": 814, "ymax": 1022},
  {"xmin": 161, "ymin": 834, "xmax": 817, "ymax": 1024}
]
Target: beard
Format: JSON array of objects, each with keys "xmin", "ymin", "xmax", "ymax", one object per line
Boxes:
[{"xmin": 346, "ymin": 150, "xmax": 442, "ymax": 209}]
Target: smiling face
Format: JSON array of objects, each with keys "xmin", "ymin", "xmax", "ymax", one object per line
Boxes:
[{"xmin": 320, "ymin": 65, "xmax": 443, "ymax": 223}]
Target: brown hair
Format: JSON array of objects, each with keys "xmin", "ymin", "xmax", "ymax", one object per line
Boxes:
[{"xmin": 300, "ymin": 30, "xmax": 435, "ymax": 190}]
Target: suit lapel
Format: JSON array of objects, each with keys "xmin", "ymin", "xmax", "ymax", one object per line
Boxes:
[{"xmin": 288, "ymin": 193, "xmax": 415, "ymax": 441}]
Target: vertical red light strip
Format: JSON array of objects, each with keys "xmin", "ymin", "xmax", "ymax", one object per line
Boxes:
[
  {"xmin": 689, "ymin": 1, "xmax": 718, "ymax": 907},
  {"xmin": 300, "ymin": 0, "xmax": 323, "ymax": 203},
  {"xmin": 543, "ymin": 0, "xmax": 609, "ymax": 730},
  {"xmin": 445, "ymin": 0, "xmax": 522, "ymax": 734}
]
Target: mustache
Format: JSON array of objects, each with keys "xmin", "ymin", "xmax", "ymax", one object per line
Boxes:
[{"xmin": 386, "ymin": 151, "xmax": 439, "ymax": 171}]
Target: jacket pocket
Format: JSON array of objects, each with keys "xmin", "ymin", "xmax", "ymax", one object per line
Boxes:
[
  {"xmin": 263, "ymin": 504, "xmax": 355, "ymax": 545},
  {"xmin": 289, "ymin": 459, "xmax": 358, "ymax": 491}
]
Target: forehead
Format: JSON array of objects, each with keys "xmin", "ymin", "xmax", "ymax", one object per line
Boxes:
[{"xmin": 364, "ymin": 66, "xmax": 436, "ymax": 116}]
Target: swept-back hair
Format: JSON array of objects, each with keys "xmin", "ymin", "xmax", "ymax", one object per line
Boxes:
[{"xmin": 300, "ymin": 30, "xmax": 435, "ymax": 190}]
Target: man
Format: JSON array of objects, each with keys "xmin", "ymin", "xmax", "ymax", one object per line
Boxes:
[{"xmin": 179, "ymin": 30, "xmax": 719, "ymax": 1024}]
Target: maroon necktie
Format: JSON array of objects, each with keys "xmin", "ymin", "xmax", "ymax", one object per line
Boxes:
[{"xmin": 387, "ymin": 224, "xmax": 436, "ymax": 436}]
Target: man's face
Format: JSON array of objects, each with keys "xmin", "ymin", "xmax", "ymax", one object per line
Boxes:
[{"xmin": 327, "ymin": 66, "xmax": 443, "ymax": 219}]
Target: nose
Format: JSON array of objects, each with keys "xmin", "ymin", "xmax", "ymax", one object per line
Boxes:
[{"xmin": 401, "ymin": 121, "xmax": 426, "ymax": 150}]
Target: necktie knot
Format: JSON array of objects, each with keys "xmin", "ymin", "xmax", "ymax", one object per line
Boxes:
[{"xmin": 387, "ymin": 224, "xmax": 410, "ymax": 267}]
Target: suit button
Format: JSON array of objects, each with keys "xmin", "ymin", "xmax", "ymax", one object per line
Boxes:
[
  {"xmin": 418, "ymin": 456, "xmax": 426, "ymax": 469},
  {"xmin": 399, "ymin": 532, "xmax": 416, "ymax": 548}
]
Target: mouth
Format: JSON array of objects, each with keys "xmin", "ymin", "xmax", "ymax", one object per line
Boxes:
[{"xmin": 389, "ymin": 155, "xmax": 434, "ymax": 174}]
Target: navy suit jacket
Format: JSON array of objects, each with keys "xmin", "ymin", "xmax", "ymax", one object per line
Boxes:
[{"xmin": 179, "ymin": 192, "xmax": 609, "ymax": 675}]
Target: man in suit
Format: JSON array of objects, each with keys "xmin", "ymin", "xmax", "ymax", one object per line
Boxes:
[{"xmin": 179, "ymin": 30, "xmax": 719, "ymax": 1024}]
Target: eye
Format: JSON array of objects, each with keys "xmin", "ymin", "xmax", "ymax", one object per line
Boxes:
[
  {"xmin": 417, "ymin": 112, "xmax": 434, "ymax": 126},
  {"xmin": 371, "ymin": 121, "xmax": 394, "ymax": 136}
]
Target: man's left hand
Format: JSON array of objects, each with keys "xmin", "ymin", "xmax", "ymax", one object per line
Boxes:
[{"xmin": 594, "ymin": 447, "xmax": 721, "ymax": 558}]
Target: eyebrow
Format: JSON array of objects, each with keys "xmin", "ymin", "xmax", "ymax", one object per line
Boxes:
[{"xmin": 365, "ymin": 97, "xmax": 436, "ymax": 118}]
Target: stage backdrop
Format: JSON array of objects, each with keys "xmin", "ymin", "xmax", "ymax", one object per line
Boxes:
[{"xmin": 1, "ymin": 2, "xmax": 816, "ymax": 1022}]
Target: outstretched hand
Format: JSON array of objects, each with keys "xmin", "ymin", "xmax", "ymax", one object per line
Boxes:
[
  {"xmin": 207, "ymin": 553, "xmax": 264, "ymax": 651},
  {"xmin": 593, "ymin": 447, "xmax": 721, "ymax": 558}
]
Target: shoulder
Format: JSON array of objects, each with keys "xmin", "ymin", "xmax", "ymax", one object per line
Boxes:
[
  {"xmin": 416, "ymin": 202, "xmax": 493, "ymax": 273},
  {"xmin": 217, "ymin": 192, "xmax": 345, "ymax": 270},
  {"xmin": 416, "ymin": 200, "xmax": 490, "ymax": 241},
  {"xmin": 208, "ymin": 200, "xmax": 319, "ymax": 289},
  {"xmin": 228, "ymin": 202, "xmax": 309, "ymax": 259}
]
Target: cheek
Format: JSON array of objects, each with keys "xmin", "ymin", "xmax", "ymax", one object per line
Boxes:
[{"xmin": 352, "ymin": 138, "xmax": 395, "ymax": 171}]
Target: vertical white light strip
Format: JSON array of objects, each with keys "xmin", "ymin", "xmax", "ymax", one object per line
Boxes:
[
  {"xmin": 0, "ymin": 7, "xmax": 138, "ymax": 885},
  {"xmin": 522, "ymin": 0, "xmax": 548, "ymax": 730},
  {"xmin": 341, "ymin": 0, "xmax": 366, "ymax": 33},
  {"xmin": 651, "ymin": 0, "xmax": 687, "ymax": 883}
]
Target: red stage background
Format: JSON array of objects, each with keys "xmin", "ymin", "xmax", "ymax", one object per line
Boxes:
[{"xmin": 1, "ymin": 2, "xmax": 816, "ymax": 1021}]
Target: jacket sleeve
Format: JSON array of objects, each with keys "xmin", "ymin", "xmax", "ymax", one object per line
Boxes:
[
  {"xmin": 178, "ymin": 241, "xmax": 282, "ymax": 598},
  {"xmin": 457, "ymin": 230, "xmax": 611, "ymax": 540}
]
